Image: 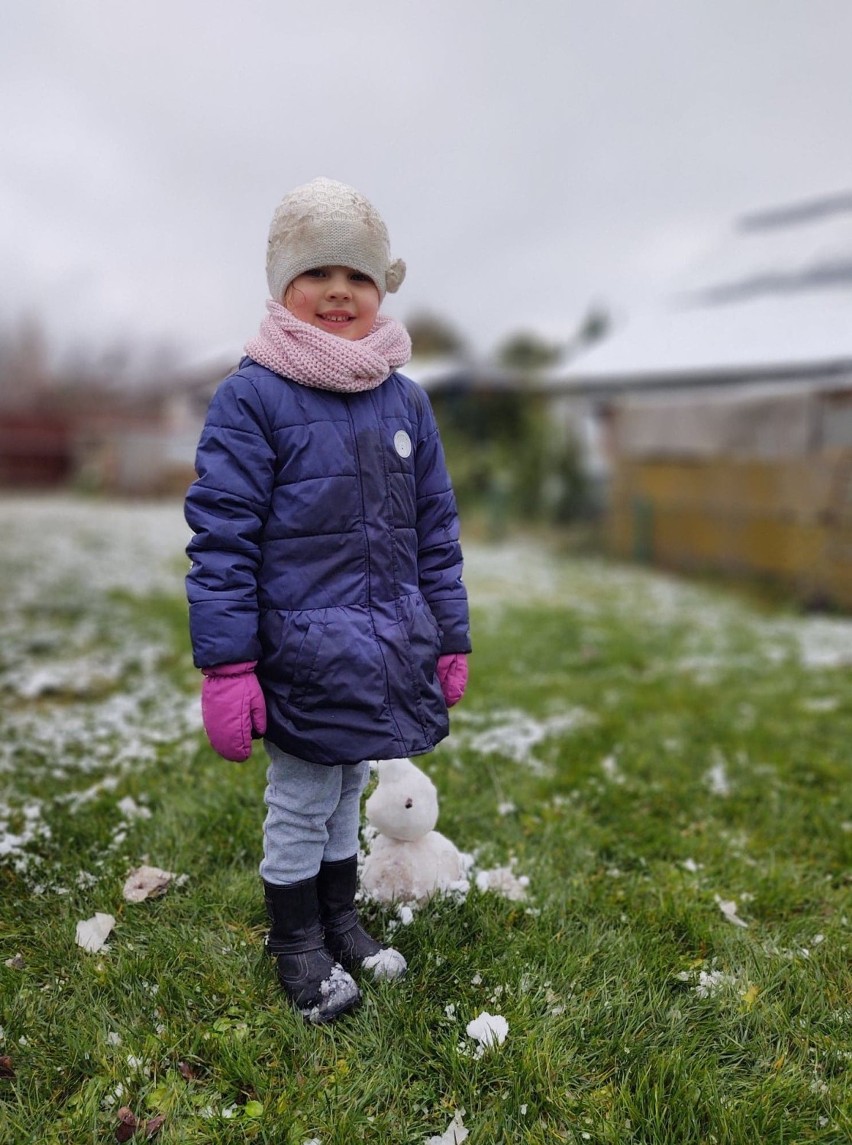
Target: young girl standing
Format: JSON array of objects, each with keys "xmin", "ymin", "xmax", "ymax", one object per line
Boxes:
[{"xmin": 185, "ymin": 177, "xmax": 471, "ymax": 1023}]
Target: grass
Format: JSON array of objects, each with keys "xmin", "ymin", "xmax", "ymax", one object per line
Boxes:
[{"xmin": 1, "ymin": 497, "xmax": 851, "ymax": 1143}]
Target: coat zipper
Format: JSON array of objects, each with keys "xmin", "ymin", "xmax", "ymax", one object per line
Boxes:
[
  {"xmin": 347, "ymin": 402, "xmax": 372, "ymax": 605},
  {"xmin": 347, "ymin": 398, "xmax": 407, "ymax": 749}
]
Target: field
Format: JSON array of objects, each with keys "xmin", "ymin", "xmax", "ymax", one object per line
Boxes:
[{"xmin": 1, "ymin": 496, "xmax": 851, "ymax": 1144}]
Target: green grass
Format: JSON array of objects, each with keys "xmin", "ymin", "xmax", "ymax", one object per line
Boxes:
[{"xmin": 1, "ymin": 500, "xmax": 851, "ymax": 1143}]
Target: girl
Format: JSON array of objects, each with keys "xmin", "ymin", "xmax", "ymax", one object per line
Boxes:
[{"xmin": 185, "ymin": 177, "xmax": 471, "ymax": 1024}]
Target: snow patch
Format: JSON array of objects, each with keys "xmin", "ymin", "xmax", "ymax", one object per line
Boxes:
[
  {"xmin": 801, "ymin": 696, "xmax": 840, "ymax": 713},
  {"xmin": 362, "ymin": 946, "xmax": 407, "ymax": 980},
  {"xmin": 715, "ymin": 895, "xmax": 750, "ymax": 928},
  {"xmin": 117, "ymin": 796, "xmax": 152, "ymax": 821},
  {"xmin": 677, "ymin": 968, "xmax": 739, "ymax": 997},
  {"xmin": 705, "ymin": 759, "xmax": 731, "ymax": 796},
  {"xmin": 465, "ymin": 1011, "xmax": 508, "ymax": 1052},
  {"xmin": 459, "ymin": 707, "xmax": 593, "ymax": 770},
  {"xmin": 600, "ymin": 754, "xmax": 626, "ymax": 784},
  {"xmin": 475, "ymin": 866, "xmax": 529, "ymax": 900},
  {"xmin": 0, "ymin": 801, "xmax": 50, "ymax": 857},
  {"xmin": 695, "ymin": 970, "xmax": 738, "ymax": 997},
  {"xmin": 75, "ymin": 912, "xmax": 115, "ymax": 952},
  {"xmin": 425, "ymin": 1109, "xmax": 469, "ymax": 1144}
]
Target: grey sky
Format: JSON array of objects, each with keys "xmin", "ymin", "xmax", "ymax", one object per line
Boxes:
[{"xmin": 2, "ymin": 0, "xmax": 851, "ymax": 366}]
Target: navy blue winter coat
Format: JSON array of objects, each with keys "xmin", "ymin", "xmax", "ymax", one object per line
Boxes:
[{"xmin": 185, "ymin": 357, "xmax": 471, "ymax": 766}]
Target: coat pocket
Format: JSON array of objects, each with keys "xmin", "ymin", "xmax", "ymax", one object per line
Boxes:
[
  {"xmin": 407, "ymin": 593, "xmax": 443, "ymax": 685},
  {"xmin": 289, "ymin": 607, "xmax": 389, "ymax": 717},
  {"xmin": 288, "ymin": 618, "xmax": 327, "ymax": 709},
  {"xmin": 259, "ymin": 609, "xmax": 327, "ymax": 708}
]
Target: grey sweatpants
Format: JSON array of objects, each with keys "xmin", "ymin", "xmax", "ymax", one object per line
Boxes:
[{"xmin": 259, "ymin": 739, "xmax": 370, "ymax": 886}]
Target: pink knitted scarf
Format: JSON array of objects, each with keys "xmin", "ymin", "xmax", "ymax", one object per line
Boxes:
[{"xmin": 245, "ymin": 300, "xmax": 412, "ymax": 392}]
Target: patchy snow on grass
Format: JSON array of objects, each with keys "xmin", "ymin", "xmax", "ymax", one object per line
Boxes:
[
  {"xmin": 676, "ymin": 967, "xmax": 741, "ymax": 998},
  {"xmin": 0, "ymin": 496, "xmax": 191, "ymax": 599},
  {"xmin": 800, "ymin": 696, "xmax": 840, "ymax": 713},
  {"xmin": 425, "ymin": 1109, "xmax": 469, "ymax": 1144},
  {"xmin": 715, "ymin": 895, "xmax": 750, "ymax": 929},
  {"xmin": 600, "ymin": 753, "xmax": 626, "ymax": 784},
  {"xmin": 475, "ymin": 866, "xmax": 529, "ymax": 901},
  {"xmin": 450, "ymin": 706, "xmax": 593, "ymax": 771},
  {"xmin": 4, "ymin": 497, "xmax": 850, "ymax": 916},
  {"xmin": 705, "ymin": 757, "xmax": 732, "ymax": 797},
  {"xmin": 0, "ymin": 497, "xmax": 202, "ymax": 882},
  {"xmin": 116, "ymin": 796, "xmax": 153, "ymax": 821},
  {"xmin": 0, "ymin": 801, "xmax": 51, "ymax": 859},
  {"xmin": 463, "ymin": 539, "xmax": 852, "ymax": 673}
]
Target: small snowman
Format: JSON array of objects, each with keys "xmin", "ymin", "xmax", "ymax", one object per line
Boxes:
[{"xmin": 361, "ymin": 758, "xmax": 465, "ymax": 905}]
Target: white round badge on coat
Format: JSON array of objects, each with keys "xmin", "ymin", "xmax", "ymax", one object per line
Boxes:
[{"xmin": 394, "ymin": 430, "xmax": 412, "ymax": 458}]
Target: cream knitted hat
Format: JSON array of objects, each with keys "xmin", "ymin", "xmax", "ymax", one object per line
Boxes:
[{"xmin": 266, "ymin": 177, "xmax": 406, "ymax": 302}]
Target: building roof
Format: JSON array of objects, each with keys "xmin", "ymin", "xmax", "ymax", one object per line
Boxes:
[
  {"xmin": 402, "ymin": 356, "xmax": 524, "ymax": 392},
  {"xmin": 563, "ymin": 191, "xmax": 852, "ymax": 387}
]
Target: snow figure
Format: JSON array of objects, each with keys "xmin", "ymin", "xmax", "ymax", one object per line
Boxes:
[{"xmin": 361, "ymin": 758, "xmax": 465, "ymax": 904}]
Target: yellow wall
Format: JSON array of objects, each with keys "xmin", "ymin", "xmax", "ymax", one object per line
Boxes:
[{"xmin": 608, "ymin": 452, "xmax": 852, "ymax": 607}]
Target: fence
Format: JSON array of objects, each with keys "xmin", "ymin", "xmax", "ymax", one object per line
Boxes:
[{"xmin": 607, "ymin": 385, "xmax": 852, "ymax": 608}]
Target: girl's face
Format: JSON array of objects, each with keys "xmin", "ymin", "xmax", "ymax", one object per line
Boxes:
[{"xmin": 283, "ymin": 265, "xmax": 380, "ymax": 340}]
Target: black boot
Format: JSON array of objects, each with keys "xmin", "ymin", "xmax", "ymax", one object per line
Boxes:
[
  {"xmin": 263, "ymin": 877, "xmax": 361, "ymax": 1023},
  {"xmin": 317, "ymin": 856, "xmax": 407, "ymax": 980}
]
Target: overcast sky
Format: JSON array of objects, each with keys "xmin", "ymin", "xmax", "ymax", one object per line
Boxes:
[{"xmin": 2, "ymin": 0, "xmax": 851, "ymax": 369}]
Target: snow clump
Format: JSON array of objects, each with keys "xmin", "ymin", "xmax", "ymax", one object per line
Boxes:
[
  {"xmin": 75, "ymin": 912, "xmax": 116, "ymax": 952},
  {"xmin": 465, "ymin": 1011, "xmax": 509, "ymax": 1054},
  {"xmin": 425, "ymin": 1109, "xmax": 469, "ymax": 1144}
]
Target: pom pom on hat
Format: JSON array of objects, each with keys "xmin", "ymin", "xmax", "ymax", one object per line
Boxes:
[{"xmin": 266, "ymin": 176, "xmax": 406, "ymax": 302}]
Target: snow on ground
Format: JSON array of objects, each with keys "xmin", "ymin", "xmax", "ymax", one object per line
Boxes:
[
  {"xmin": 465, "ymin": 1011, "xmax": 509, "ymax": 1049},
  {"xmin": 0, "ymin": 496, "xmax": 198, "ymax": 784},
  {"xmin": 448, "ymin": 540, "xmax": 852, "ymax": 774},
  {"xmin": 464, "ymin": 539, "xmax": 852, "ymax": 657},
  {"xmin": 0, "ymin": 496, "xmax": 199, "ymax": 883},
  {"xmin": 2, "ymin": 496, "xmax": 851, "ymax": 883},
  {"xmin": 425, "ymin": 1109, "xmax": 469, "ymax": 1144},
  {"xmin": 449, "ymin": 706, "xmax": 594, "ymax": 773},
  {"xmin": 2, "ymin": 494, "xmax": 192, "ymax": 599},
  {"xmin": 465, "ymin": 539, "xmax": 852, "ymax": 677}
]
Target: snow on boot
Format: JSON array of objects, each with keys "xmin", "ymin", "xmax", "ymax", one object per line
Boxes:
[
  {"xmin": 317, "ymin": 856, "xmax": 407, "ymax": 981},
  {"xmin": 263, "ymin": 877, "xmax": 361, "ymax": 1023}
]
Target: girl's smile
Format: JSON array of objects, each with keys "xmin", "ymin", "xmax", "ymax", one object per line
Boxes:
[{"xmin": 284, "ymin": 265, "xmax": 380, "ymax": 341}]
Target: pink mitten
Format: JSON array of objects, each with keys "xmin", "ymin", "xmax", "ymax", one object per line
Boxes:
[
  {"xmin": 200, "ymin": 661, "xmax": 267, "ymax": 762},
  {"xmin": 436, "ymin": 653, "xmax": 468, "ymax": 707}
]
